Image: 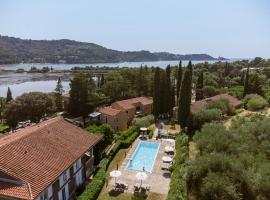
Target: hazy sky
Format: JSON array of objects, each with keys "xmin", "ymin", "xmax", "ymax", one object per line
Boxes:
[{"xmin": 0, "ymin": 0, "xmax": 269, "ymax": 58}]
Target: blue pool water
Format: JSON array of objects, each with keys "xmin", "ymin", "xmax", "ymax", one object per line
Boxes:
[{"xmin": 127, "ymin": 141, "xmax": 160, "ymax": 173}]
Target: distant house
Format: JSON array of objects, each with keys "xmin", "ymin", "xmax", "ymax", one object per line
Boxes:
[
  {"xmin": 173, "ymin": 94, "xmax": 242, "ymax": 120},
  {"xmin": 98, "ymin": 107, "xmax": 128, "ymax": 131},
  {"xmin": 98, "ymin": 97, "xmax": 153, "ymax": 131},
  {"xmin": 0, "ymin": 117, "xmax": 103, "ymax": 200}
]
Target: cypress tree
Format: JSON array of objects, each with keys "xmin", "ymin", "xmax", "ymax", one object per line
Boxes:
[
  {"xmin": 100, "ymin": 74, "xmax": 105, "ymax": 87},
  {"xmin": 153, "ymin": 68, "xmax": 161, "ymax": 118},
  {"xmin": 160, "ymin": 70, "xmax": 167, "ymax": 114},
  {"xmin": 178, "ymin": 61, "xmax": 193, "ymax": 127},
  {"xmin": 176, "ymin": 61, "xmax": 182, "ymax": 104},
  {"xmin": 243, "ymin": 65, "xmax": 250, "ymax": 97},
  {"xmin": 165, "ymin": 65, "xmax": 171, "ymax": 114},
  {"xmin": 171, "ymin": 83, "xmax": 175, "ymax": 109},
  {"xmin": 195, "ymin": 71, "xmax": 204, "ymax": 100},
  {"xmin": 54, "ymin": 77, "xmax": 64, "ymax": 111},
  {"xmin": 6, "ymin": 87, "xmax": 13, "ymax": 102}
]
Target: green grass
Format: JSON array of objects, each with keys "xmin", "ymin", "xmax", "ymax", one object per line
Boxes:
[{"xmin": 0, "ymin": 124, "xmax": 9, "ymax": 133}]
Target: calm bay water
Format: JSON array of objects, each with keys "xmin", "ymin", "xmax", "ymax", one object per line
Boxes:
[
  {"xmin": 0, "ymin": 80, "xmax": 70, "ymax": 98},
  {"xmin": 0, "ymin": 60, "xmax": 234, "ymax": 97},
  {"xmin": 0, "ymin": 60, "xmax": 225, "ymax": 71}
]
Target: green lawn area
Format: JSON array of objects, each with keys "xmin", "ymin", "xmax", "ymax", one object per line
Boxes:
[
  {"xmin": 97, "ymin": 148, "xmax": 166, "ymax": 200},
  {"xmin": 0, "ymin": 124, "xmax": 9, "ymax": 133}
]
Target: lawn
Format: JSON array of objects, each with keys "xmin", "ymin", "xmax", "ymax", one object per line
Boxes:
[
  {"xmin": 97, "ymin": 148, "xmax": 166, "ymax": 200},
  {"xmin": 0, "ymin": 124, "xmax": 9, "ymax": 133}
]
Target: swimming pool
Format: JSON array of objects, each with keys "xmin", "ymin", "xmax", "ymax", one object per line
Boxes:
[{"xmin": 127, "ymin": 141, "xmax": 160, "ymax": 173}]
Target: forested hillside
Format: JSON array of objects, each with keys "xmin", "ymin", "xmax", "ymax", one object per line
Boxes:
[{"xmin": 0, "ymin": 35, "xmax": 221, "ymax": 64}]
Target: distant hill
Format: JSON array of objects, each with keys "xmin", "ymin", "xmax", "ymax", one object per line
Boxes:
[{"xmin": 0, "ymin": 35, "xmax": 224, "ymax": 64}]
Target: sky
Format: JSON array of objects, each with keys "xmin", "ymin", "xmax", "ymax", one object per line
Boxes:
[{"xmin": 0, "ymin": 0, "xmax": 270, "ymax": 58}]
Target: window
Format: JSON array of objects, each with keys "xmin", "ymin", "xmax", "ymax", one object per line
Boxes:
[
  {"xmin": 62, "ymin": 187, "xmax": 66, "ymax": 200},
  {"xmin": 63, "ymin": 171, "xmax": 67, "ymax": 182},
  {"xmin": 40, "ymin": 191, "xmax": 48, "ymax": 200},
  {"xmin": 105, "ymin": 116, "xmax": 108, "ymax": 123},
  {"xmin": 59, "ymin": 169, "xmax": 70, "ymax": 187},
  {"xmin": 73, "ymin": 158, "xmax": 82, "ymax": 173},
  {"xmin": 115, "ymin": 118, "xmax": 118, "ymax": 122},
  {"xmin": 39, "ymin": 185, "xmax": 52, "ymax": 200}
]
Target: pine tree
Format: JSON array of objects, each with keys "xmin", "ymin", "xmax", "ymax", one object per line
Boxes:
[
  {"xmin": 178, "ymin": 61, "xmax": 193, "ymax": 127},
  {"xmin": 54, "ymin": 77, "xmax": 64, "ymax": 111},
  {"xmin": 6, "ymin": 87, "xmax": 12, "ymax": 102},
  {"xmin": 68, "ymin": 73, "xmax": 91, "ymax": 125},
  {"xmin": 176, "ymin": 61, "xmax": 182, "ymax": 104},
  {"xmin": 153, "ymin": 68, "xmax": 161, "ymax": 118},
  {"xmin": 243, "ymin": 65, "xmax": 250, "ymax": 97},
  {"xmin": 195, "ymin": 71, "xmax": 204, "ymax": 100},
  {"xmin": 165, "ymin": 65, "xmax": 171, "ymax": 114}
]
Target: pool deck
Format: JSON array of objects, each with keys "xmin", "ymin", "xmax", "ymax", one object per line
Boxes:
[{"xmin": 107, "ymin": 137, "xmax": 175, "ymax": 195}]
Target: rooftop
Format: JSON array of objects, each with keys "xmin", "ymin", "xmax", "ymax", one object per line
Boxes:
[
  {"xmin": 191, "ymin": 93, "xmax": 242, "ymax": 113},
  {"xmin": 98, "ymin": 106, "xmax": 122, "ymax": 116},
  {"xmin": 0, "ymin": 117, "xmax": 103, "ymax": 199},
  {"xmin": 113, "ymin": 97, "xmax": 153, "ymax": 110}
]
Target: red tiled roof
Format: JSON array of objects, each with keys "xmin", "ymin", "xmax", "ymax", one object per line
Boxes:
[
  {"xmin": 98, "ymin": 106, "xmax": 122, "ymax": 116},
  {"xmin": 0, "ymin": 117, "xmax": 103, "ymax": 199},
  {"xmin": 113, "ymin": 97, "xmax": 153, "ymax": 110},
  {"xmin": 191, "ymin": 93, "xmax": 242, "ymax": 113}
]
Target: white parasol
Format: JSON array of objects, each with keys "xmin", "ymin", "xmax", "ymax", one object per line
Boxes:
[
  {"xmin": 136, "ymin": 172, "xmax": 147, "ymax": 186},
  {"xmin": 110, "ymin": 170, "xmax": 121, "ymax": 183}
]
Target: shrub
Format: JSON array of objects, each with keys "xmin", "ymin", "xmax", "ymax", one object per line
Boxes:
[
  {"xmin": 205, "ymin": 99, "xmax": 235, "ymax": 116},
  {"xmin": 188, "ymin": 108, "xmax": 222, "ymax": 132},
  {"xmin": 0, "ymin": 124, "xmax": 9, "ymax": 133},
  {"xmin": 167, "ymin": 134, "xmax": 188, "ymax": 200},
  {"xmin": 202, "ymin": 86, "xmax": 219, "ymax": 98},
  {"xmin": 78, "ymin": 169, "xmax": 106, "ymax": 200},
  {"xmin": 148, "ymin": 128, "xmax": 154, "ymax": 139},
  {"xmin": 120, "ymin": 131, "xmax": 139, "ymax": 148},
  {"xmin": 226, "ymin": 86, "xmax": 243, "ymax": 99},
  {"xmin": 132, "ymin": 114, "xmax": 154, "ymax": 129},
  {"xmin": 246, "ymin": 97, "xmax": 268, "ymax": 111},
  {"xmin": 243, "ymin": 93, "xmax": 262, "ymax": 106}
]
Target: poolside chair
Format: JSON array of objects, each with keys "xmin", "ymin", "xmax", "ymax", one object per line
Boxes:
[
  {"xmin": 118, "ymin": 181, "xmax": 129, "ymax": 190},
  {"xmin": 142, "ymin": 184, "xmax": 150, "ymax": 191},
  {"xmin": 161, "ymin": 163, "xmax": 173, "ymax": 171},
  {"xmin": 134, "ymin": 184, "xmax": 140, "ymax": 193}
]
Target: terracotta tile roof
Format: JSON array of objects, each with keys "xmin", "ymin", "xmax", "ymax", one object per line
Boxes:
[
  {"xmin": 191, "ymin": 93, "xmax": 242, "ymax": 113},
  {"xmin": 98, "ymin": 106, "xmax": 121, "ymax": 116},
  {"xmin": 112, "ymin": 97, "xmax": 153, "ymax": 110},
  {"xmin": 0, "ymin": 117, "xmax": 103, "ymax": 199}
]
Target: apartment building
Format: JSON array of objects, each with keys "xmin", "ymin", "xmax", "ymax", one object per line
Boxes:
[
  {"xmin": 98, "ymin": 96, "xmax": 153, "ymax": 131},
  {"xmin": 0, "ymin": 117, "xmax": 103, "ymax": 200}
]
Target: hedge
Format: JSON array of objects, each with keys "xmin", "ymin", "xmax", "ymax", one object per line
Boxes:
[
  {"xmin": 167, "ymin": 134, "xmax": 188, "ymax": 200},
  {"xmin": 247, "ymin": 97, "xmax": 268, "ymax": 111},
  {"xmin": 78, "ymin": 127, "xmax": 139, "ymax": 200}
]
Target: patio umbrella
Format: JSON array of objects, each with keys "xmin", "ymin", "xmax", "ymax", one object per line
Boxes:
[
  {"xmin": 136, "ymin": 172, "xmax": 147, "ymax": 186},
  {"xmin": 165, "ymin": 146, "xmax": 174, "ymax": 153},
  {"xmin": 110, "ymin": 170, "xmax": 121, "ymax": 183},
  {"xmin": 162, "ymin": 156, "xmax": 173, "ymax": 163}
]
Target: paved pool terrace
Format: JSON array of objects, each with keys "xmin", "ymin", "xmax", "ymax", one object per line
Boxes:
[{"xmin": 107, "ymin": 138, "xmax": 175, "ymax": 195}]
